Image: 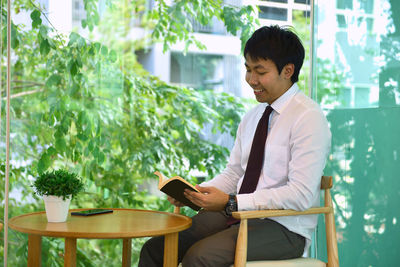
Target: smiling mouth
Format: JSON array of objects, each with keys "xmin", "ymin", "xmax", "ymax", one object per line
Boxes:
[{"xmin": 253, "ymin": 89, "xmax": 264, "ymax": 94}]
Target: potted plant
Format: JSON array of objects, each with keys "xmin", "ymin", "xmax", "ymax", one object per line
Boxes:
[{"xmin": 33, "ymin": 169, "xmax": 84, "ymax": 222}]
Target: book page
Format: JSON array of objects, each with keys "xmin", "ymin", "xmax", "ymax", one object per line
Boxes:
[{"xmin": 154, "ymin": 171, "xmax": 167, "ymax": 189}]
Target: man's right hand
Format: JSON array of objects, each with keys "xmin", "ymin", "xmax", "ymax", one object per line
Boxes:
[{"xmin": 167, "ymin": 196, "xmax": 185, "ymax": 207}]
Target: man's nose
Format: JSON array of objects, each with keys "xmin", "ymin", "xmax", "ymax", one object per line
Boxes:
[{"xmin": 248, "ymin": 73, "xmax": 259, "ymax": 86}]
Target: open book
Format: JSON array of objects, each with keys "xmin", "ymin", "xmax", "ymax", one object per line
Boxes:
[{"xmin": 155, "ymin": 171, "xmax": 201, "ymax": 211}]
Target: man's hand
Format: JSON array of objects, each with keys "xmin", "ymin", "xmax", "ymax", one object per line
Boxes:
[
  {"xmin": 167, "ymin": 196, "xmax": 185, "ymax": 207},
  {"xmin": 184, "ymin": 185, "xmax": 229, "ymax": 211}
]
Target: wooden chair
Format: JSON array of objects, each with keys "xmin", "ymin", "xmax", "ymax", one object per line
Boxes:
[{"xmin": 232, "ymin": 176, "xmax": 339, "ymax": 267}]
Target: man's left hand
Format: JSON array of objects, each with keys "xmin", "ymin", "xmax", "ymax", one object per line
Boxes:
[{"xmin": 184, "ymin": 185, "xmax": 229, "ymax": 211}]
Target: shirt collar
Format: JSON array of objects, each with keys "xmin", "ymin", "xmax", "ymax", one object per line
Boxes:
[{"xmin": 264, "ymin": 83, "xmax": 299, "ymax": 114}]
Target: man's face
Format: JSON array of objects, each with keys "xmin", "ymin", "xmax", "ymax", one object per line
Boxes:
[{"xmin": 245, "ymin": 56, "xmax": 293, "ymax": 104}]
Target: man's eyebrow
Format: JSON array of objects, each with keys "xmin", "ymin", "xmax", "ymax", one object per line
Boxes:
[{"xmin": 244, "ymin": 63, "xmax": 267, "ymax": 70}]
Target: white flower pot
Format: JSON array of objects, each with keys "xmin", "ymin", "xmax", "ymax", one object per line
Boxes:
[{"xmin": 43, "ymin": 195, "xmax": 71, "ymax": 223}]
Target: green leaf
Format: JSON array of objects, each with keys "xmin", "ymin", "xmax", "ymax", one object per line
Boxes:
[
  {"xmin": 37, "ymin": 153, "xmax": 51, "ymax": 174},
  {"xmin": 11, "ymin": 24, "xmax": 19, "ymax": 49},
  {"xmin": 88, "ymin": 46, "xmax": 95, "ymax": 55},
  {"xmin": 30, "ymin": 10, "xmax": 42, "ymax": 28},
  {"xmin": 69, "ymin": 60, "xmax": 78, "ymax": 76},
  {"xmin": 77, "ymin": 36, "xmax": 86, "ymax": 49},
  {"xmin": 47, "ymin": 146, "xmax": 57, "ymax": 156},
  {"xmin": 55, "ymin": 138, "xmax": 67, "ymax": 152},
  {"xmin": 45, "ymin": 74, "xmax": 62, "ymax": 88},
  {"xmin": 77, "ymin": 134, "xmax": 88, "ymax": 141},
  {"xmin": 69, "ymin": 83, "xmax": 80, "ymax": 96},
  {"xmin": 39, "ymin": 25, "xmax": 48, "ymax": 39},
  {"xmin": 109, "ymin": 50, "xmax": 117, "ymax": 62},
  {"xmin": 100, "ymin": 46, "xmax": 108, "ymax": 56},
  {"xmin": 84, "ymin": 146, "xmax": 90, "ymax": 157},
  {"xmin": 93, "ymin": 42, "xmax": 101, "ymax": 52},
  {"xmin": 171, "ymin": 130, "xmax": 180, "ymax": 139},
  {"xmin": 76, "ymin": 55, "xmax": 83, "ymax": 67},
  {"xmin": 40, "ymin": 39, "xmax": 50, "ymax": 56},
  {"xmin": 97, "ymin": 152, "xmax": 105, "ymax": 165},
  {"xmin": 68, "ymin": 32, "xmax": 80, "ymax": 46},
  {"xmin": 30, "ymin": 10, "xmax": 41, "ymax": 20}
]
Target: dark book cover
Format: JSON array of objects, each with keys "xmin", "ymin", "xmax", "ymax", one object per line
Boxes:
[{"xmin": 160, "ymin": 180, "xmax": 201, "ymax": 211}]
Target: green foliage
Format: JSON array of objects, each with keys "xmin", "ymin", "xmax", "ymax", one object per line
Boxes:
[
  {"xmin": 33, "ymin": 169, "xmax": 84, "ymax": 200},
  {"xmin": 148, "ymin": 0, "xmax": 258, "ymax": 52}
]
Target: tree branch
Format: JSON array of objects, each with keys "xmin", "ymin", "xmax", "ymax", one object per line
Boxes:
[{"xmin": 2, "ymin": 89, "xmax": 43, "ymax": 100}]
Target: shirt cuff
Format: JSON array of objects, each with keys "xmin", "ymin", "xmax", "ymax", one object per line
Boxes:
[{"xmin": 236, "ymin": 193, "xmax": 255, "ymax": 211}]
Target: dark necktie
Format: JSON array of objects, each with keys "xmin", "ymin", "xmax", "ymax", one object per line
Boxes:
[
  {"xmin": 227, "ymin": 105, "xmax": 273, "ymax": 226},
  {"xmin": 239, "ymin": 105, "xmax": 274, "ymax": 194}
]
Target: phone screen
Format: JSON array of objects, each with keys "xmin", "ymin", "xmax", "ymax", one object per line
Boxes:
[{"xmin": 71, "ymin": 209, "xmax": 113, "ymax": 216}]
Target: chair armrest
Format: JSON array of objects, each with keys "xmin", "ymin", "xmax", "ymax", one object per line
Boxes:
[{"xmin": 232, "ymin": 207, "xmax": 332, "ymax": 220}]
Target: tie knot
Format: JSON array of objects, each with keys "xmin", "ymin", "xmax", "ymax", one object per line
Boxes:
[{"xmin": 262, "ymin": 105, "xmax": 274, "ymax": 118}]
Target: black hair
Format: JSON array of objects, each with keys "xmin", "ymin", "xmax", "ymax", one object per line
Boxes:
[{"xmin": 244, "ymin": 25, "xmax": 305, "ymax": 83}]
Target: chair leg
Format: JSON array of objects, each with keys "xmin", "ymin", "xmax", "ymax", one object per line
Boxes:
[
  {"xmin": 234, "ymin": 219, "xmax": 248, "ymax": 267},
  {"xmin": 325, "ymin": 189, "xmax": 339, "ymax": 267}
]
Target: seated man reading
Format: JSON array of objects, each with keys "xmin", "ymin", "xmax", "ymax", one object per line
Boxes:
[{"xmin": 139, "ymin": 25, "xmax": 331, "ymax": 267}]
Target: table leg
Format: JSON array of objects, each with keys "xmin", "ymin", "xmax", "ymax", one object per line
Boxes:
[
  {"xmin": 64, "ymin": 237, "xmax": 77, "ymax": 267},
  {"xmin": 163, "ymin": 232, "xmax": 179, "ymax": 267},
  {"xmin": 28, "ymin": 234, "xmax": 42, "ymax": 267},
  {"xmin": 122, "ymin": 238, "xmax": 132, "ymax": 267}
]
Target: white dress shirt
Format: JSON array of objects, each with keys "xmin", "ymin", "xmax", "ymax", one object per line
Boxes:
[{"xmin": 201, "ymin": 83, "xmax": 331, "ymax": 251}]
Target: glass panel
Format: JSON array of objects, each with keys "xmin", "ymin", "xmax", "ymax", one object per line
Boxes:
[
  {"xmin": 1, "ymin": 0, "xmax": 253, "ymax": 265},
  {"xmin": 258, "ymin": 6, "xmax": 288, "ymax": 21},
  {"xmin": 292, "ymin": 9, "xmax": 311, "ymax": 96},
  {"xmin": 314, "ymin": 0, "xmax": 400, "ymax": 266}
]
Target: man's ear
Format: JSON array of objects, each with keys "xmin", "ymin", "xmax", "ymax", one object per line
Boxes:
[{"xmin": 282, "ymin": 63, "xmax": 295, "ymax": 80}]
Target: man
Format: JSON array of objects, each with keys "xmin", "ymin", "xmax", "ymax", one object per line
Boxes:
[{"xmin": 139, "ymin": 25, "xmax": 331, "ymax": 267}]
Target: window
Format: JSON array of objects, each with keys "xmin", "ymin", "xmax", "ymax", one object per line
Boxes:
[
  {"xmin": 258, "ymin": 6, "xmax": 288, "ymax": 21},
  {"xmin": 170, "ymin": 53, "xmax": 224, "ymax": 91},
  {"xmin": 359, "ymin": 0, "xmax": 374, "ymax": 14},
  {"xmin": 260, "ymin": 0, "xmax": 288, "ymax": 3},
  {"xmin": 337, "ymin": 14, "xmax": 346, "ymax": 28},
  {"xmin": 294, "ymin": 0, "xmax": 309, "ymax": 4},
  {"xmin": 354, "ymin": 86, "xmax": 371, "ymax": 107},
  {"xmin": 337, "ymin": 0, "xmax": 353, "ymax": 9}
]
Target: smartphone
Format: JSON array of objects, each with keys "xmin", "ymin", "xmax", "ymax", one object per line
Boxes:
[{"xmin": 71, "ymin": 209, "xmax": 113, "ymax": 216}]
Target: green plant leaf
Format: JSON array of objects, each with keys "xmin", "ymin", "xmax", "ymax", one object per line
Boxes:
[{"xmin": 38, "ymin": 153, "xmax": 51, "ymax": 174}]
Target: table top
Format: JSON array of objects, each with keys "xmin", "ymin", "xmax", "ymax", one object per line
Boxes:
[{"xmin": 9, "ymin": 208, "xmax": 192, "ymax": 239}]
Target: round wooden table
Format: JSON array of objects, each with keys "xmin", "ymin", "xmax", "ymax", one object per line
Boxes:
[{"xmin": 9, "ymin": 208, "xmax": 192, "ymax": 267}]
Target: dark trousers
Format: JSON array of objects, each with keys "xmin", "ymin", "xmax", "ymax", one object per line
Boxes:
[{"xmin": 138, "ymin": 210, "xmax": 305, "ymax": 267}]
